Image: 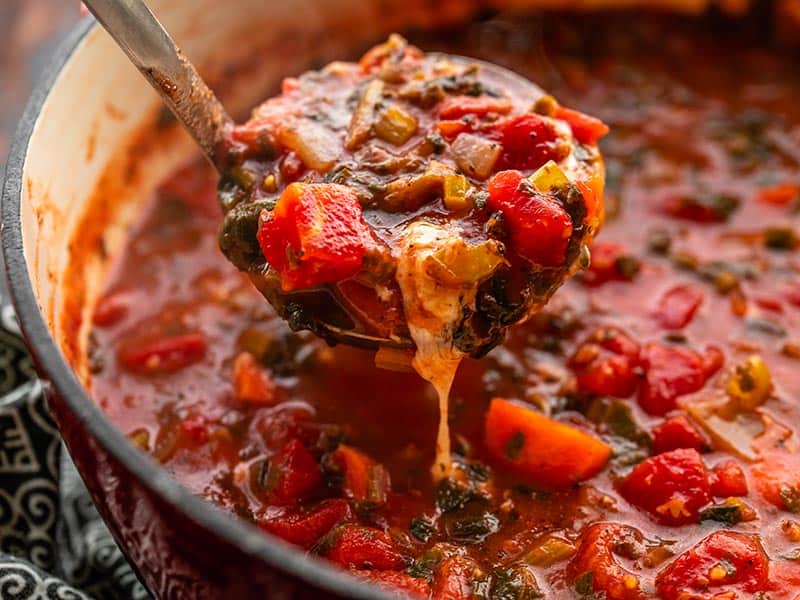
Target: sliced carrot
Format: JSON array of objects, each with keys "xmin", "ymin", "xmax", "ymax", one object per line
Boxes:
[
  {"xmin": 485, "ymin": 398, "xmax": 611, "ymax": 489},
  {"xmin": 232, "ymin": 352, "xmax": 279, "ymax": 406},
  {"xmin": 756, "ymin": 183, "xmax": 798, "ymax": 206},
  {"xmin": 333, "ymin": 444, "xmax": 390, "ymax": 505}
]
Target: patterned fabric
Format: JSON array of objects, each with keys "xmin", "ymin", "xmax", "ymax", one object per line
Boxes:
[{"xmin": 0, "ymin": 289, "xmax": 149, "ymax": 599}]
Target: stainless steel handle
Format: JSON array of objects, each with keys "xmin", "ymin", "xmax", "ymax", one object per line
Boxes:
[{"xmin": 82, "ymin": 0, "xmax": 231, "ymax": 168}]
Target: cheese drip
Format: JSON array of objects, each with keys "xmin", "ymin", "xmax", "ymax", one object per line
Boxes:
[{"xmin": 396, "ymin": 220, "xmax": 504, "ymax": 479}]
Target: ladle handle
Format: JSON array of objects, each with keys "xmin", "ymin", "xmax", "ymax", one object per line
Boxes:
[{"xmin": 82, "ymin": 0, "xmax": 231, "ymax": 168}]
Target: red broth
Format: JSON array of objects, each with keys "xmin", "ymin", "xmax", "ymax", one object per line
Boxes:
[{"xmin": 90, "ymin": 13, "xmax": 800, "ymax": 599}]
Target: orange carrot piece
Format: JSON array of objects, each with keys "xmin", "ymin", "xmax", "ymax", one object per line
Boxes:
[
  {"xmin": 233, "ymin": 352, "xmax": 278, "ymax": 406},
  {"xmin": 485, "ymin": 398, "xmax": 611, "ymax": 489},
  {"xmin": 333, "ymin": 445, "xmax": 390, "ymax": 504},
  {"xmin": 756, "ymin": 183, "xmax": 798, "ymax": 206}
]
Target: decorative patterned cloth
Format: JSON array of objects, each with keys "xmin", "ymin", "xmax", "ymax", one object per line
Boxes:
[{"xmin": 0, "ymin": 292, "xmax": 149, "ymax": 599}]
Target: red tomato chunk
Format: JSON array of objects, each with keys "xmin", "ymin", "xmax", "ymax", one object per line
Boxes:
[
  {"xmin": 357, "ymin": 570, "xmax": 430, "ymax": 599},
  {"xmin": 570, "ymin": 326, "xmax": 642, "ymax": 398},
  {"xmin": 554, "ymin": 105, "xmax": 610, "ymax": 145},
  {"xmin": 655, "ymin": 531, "xmax": 769, "ymax": 599},
  {"xmin": 567, "ymin": 523, "xmax": 647, "ymax": 600},
  {"xmin": 580, "ymin": 242, "xmax": 640, "ymax": 286},
  {"xmin": 638, "ymin": 343, "xmax": 723, "ymax": 415},
  {"xmin": 487, "ymin": 170, "xmax": 573, "ymax": 267},
  {"xmin": 259, "ymin": 498, "xmax": 352, "ymax": 550},
  {"xmin": 269, "ymin": 439, "xmax": 323, "ymax": 506},
  {"xmin": 653, "ymin": 284, "xmax": 704, "ymax": 330},
  {"xmin": 651, "ymin": 414, "xmax": 709, "ymax": 454},
  {"xmin": 619, "ymin": 448, "xmax": 711, "ymax": 525},
  {"xmin": 319, "ymin": 525, "xmax": 407, "ymax": 570},
  {"xmin": 709, "ymin": 460, "xmax": 748, "ymax": 498},
  {"xmin": 118, "ymin": 332, "xmax": 207, "ymax": 375},
  {"xmin": 257, "ymin": 183, "xmax": 371, "ymax": 291},
  {"xmin": 490, "ymin": 114, "xmax": 561, "ymax": 171}
]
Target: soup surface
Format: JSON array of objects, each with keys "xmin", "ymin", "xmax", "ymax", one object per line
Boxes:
[{"xmin": 90, "ymin": 13, "xmax": 800, "ymax": 599}]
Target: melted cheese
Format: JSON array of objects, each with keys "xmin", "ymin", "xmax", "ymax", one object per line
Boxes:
[{"xmin": 395, "ymin": 220, "xmax": 496, "ymax": 479}]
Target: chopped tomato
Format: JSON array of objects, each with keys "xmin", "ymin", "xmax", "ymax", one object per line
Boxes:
[
  {"xmin": 554, "ymin": 105, "xmax": 610, "ymax": 145},
  {"xmin": 259, "ymin": 499, "xmax": 352, "ymax": 549},
  {"xmin": 432, "ymin": 556, "xmax": 483, "ymax": 600},
  {"xmin": 655, "ymin": 531, "xmax": 769, "ymax": 599},
  {"xmin": 118, "ymin": 332, "xmax": 207, "ymax": 375},
  {"xmin": 619, "ymin": 448, "xmax": 711, "ymax": 525},
  {"xmin": 638, "ymin": 343, "xmax": 723, "ymax": 415},
  {"xmin": 270, "ymin": 438, "xmax": 322, "ymax": 505},
  {"xmin": 93, "ymin": 290, "xmax": 132, "ymax": 327},
  {"xmin": 653, "ymin": 284, "xmax": 704, "ymax": 330},
  {"xmin": 333, "ymin": 445, "xmax": 390, "ymax": 505},
  {"xmin": 232, "ymin": 352, "xmax": 279, "ymax": 406},
  {"xmin": 567, "ymin": 523, "xmax": 647, "ymax": 600},
  {"xmin": 318, "ymin": 525, "xmax": 406, "ymax": 570},
  {"xmin": 487, "ymin": 170, "xmax": 573, "ymax": 267},
  {"xmin": 357, "ymin": 570, "xmax": 430, "ymax": 598},
  {"xmin": 489, "ymin": 113, "xmax": 561, "ymax": 171},
  {"xmin": 437, "ymin": 95, "xmax": 513, "ymax": 119},
  {"xmin": 258, "ymin": 183, "xmax": 371, "ymax": 291},
  {"xmin": 485, "ymin": 398, "xmax": 611, "ymax": 489},
  {"xmin": 435, "ymin": 119, "xmax": 475, "ymax": 140},
  {"xmin": 709, "ymin": 460, "xmax": 748, "ymax": 498},
  {"xmin": 580, "ymin": 241, "xmax": 640, "ymax": 286},
  {"xmin": 569, "ymin": 326, "xmax": 642, "ymax": 398},
  {"xmin": 651, "ymin": 414, "xmax": 709, "ymax": 454},
  {"xmin": 751, "ymin": 452, "xmax": 800, "ymax": 510}
]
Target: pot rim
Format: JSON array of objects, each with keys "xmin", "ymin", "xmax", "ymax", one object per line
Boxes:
[{"xmin": 1, "ymin": 17, "xmax": 388, "ymax": 599}]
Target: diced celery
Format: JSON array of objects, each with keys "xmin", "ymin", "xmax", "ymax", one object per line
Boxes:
[
  {"xmin": 374, "ymin": 105, "xmax": 417, "ymax": 145},
  {"xmin": 519, "ymin": 535, "xmax": 576, "ymax": 567},
  {"xmin": 443, "ymin": 174, "xmax": 470, "ymax": 211},
  {"xmin": 529, "ymin": 160, "xmax": 569, "ymax": 192}
]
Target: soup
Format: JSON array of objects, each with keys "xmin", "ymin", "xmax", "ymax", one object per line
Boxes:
[{"xmin": 89, "ymin": 12, "xmax": 800, "ymax": 599}]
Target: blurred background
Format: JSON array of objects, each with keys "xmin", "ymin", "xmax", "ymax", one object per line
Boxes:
[{"xmin": 1, "ymin": 1, "xmax": 79, "ymax": 168}]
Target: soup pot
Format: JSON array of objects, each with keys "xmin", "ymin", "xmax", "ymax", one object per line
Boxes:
[{"xmin": 1, "ymin": 0, "xmax": 768, "ymax": 598}]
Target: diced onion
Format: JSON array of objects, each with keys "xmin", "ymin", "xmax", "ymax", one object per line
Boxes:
[
  {"xmin": 451, "ymin": 133, "xmax": 501, "ymax": 180},
  {"xmin": 278, "ymin": 118, "xmax": 342, "ymax": 172}
]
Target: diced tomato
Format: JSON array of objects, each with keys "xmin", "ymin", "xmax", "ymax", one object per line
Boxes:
[
  {"xmin": 118, "ymin": 332, "xmax": 207, "ymax": 375},
  {"xmin": 580, "ymin": 241, "xmax": 640, "ymax": 286},
  {"xmin": 755, "ymin": 294, "xmax": 783, "ymax": 312},
  {"xmin": 569, "ymin": 326, "xmax": 642, "ymax": 398},
  {"xmin": 655, "ymin": 531, "xmax": 769, "ymax": 600},
  {"xmin": 638, "ymin": 343, "xmax": 723, "ymax": 416},
  {"xmin": 432, "ymin": 556, "xmax": 484, "ymax": 600},
  {"xmin": 319, "ymin": 525, "xmax": 406, "ymax": 570},
  {"xmin": 653, "ymin": 284, "xmax": 704, "ymax": 330},
  {"xmin": 619, "ymin": 448, "xmax": 711, "ymax": 525},
  {"xmin": 489, "ymin": 113, "xmax": 561, "ymax": 171},
  {"xmin": 554, "ymin": 105, "xmax": 610, "ymax": 145},
  {"xmin": 487, "ymin": 170, "xmax": 573, "ymax": 267},
  {"xmin": 180, "ymin": 415, "xmax": 209, "ymax": 445},
  {"xmin": 651, "ymin": 414, "xmax": 709, "ymax": 455},
  {"xmin": 756, "ymin": 182, "xmax": 798, "ymax": 206},
  {"xmin": 270, "ymin": 438, "xmax": 322, "ymax": 505},
  {"xmin": 437, "ymin": 95, "xmax": 513, "ymax": 119},
  {"xmin": 709, "ymin": 460, "xmax": 748, "ymax": 498},
  {"xmin": 232, "ymin": 352, "xmax": 279, "ymax": 406},
  {"xmin": 567, "ymin": 523, "xmax": 647, "ymax": 600},
  {"xmin": 278, "ymin": 151, "xmax": 306, "ymax": 183},
  {"xmin": 485, "ymin": 398, "xmax": 611, "ymax": 489},
  {"xmin": 259, "ymin": 499, "xmax": 352, "ymax": 550},
  {"xmin": 751, "ymin": 452, "xmax": 800, "ymax": 510},
  {"xmin": 333, "ymin": 445, "xmax": 390, "ymax": 505},
  {"xmin": 93, "ymin": 290, "xmax": 132, "ymax": 327},
  {"xmin": 357, "ymin": 570, "xmax": 431, "ymax": 598},
  {"xmin": 258, "ymin": 183, "xmax": 371, "ymax": 291}
]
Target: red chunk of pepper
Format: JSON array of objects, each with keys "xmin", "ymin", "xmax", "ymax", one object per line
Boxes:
[
  {"xmin": 357, "ymin": 570, "xmax": 431, "ymax": 599},
  {"xmin": 569, "ymin": 326, "xmax": 642, "ymax": 398},
  {"xmin": 259, "ymin": 498, "xmax": 352, "ymax": 550},
  {"xmin": 619, "ymin": 448, "xmax": 711, "ymax": 525},
  {"xmin": 638, "ymin": 343, "xmax": 723, "ymax": 415},
  {"xmin": 487, "ymin": 170, "xmax": 573, "ymax": 267},
  {"xmin": 655, "ymin": 531, "xmax": 769, "ymax": 600},
  {"xmin": 580, "ymin": 241, "xmax": 640, "ymax": 286},
  {"xmin": 257, "ymin": 183, "xmax": 371, "ymax": 291}
]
